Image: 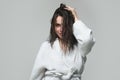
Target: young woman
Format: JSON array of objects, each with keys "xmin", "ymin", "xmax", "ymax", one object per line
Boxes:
[{"xmin": 30, "ymin": 3, "xmax": 95, "ymax": 80}]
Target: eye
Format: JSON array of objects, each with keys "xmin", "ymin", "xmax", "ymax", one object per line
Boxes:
[{"xmin": 55, "ymin": 23, "xmax": 61, "ymax": 27}]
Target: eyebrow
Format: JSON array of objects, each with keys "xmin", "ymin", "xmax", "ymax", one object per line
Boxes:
[
  {"xmin": 55, "ymin": 23, "xmax": 61, "ymax": 25},
  {"xmin": 55, "ymin": 23, "xmax": 63, "ymax": 26}
]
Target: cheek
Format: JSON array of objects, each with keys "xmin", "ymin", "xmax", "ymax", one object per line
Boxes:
[{"xmin": 55, "ymin": 27, "xmax": 59, "ymax": 33}]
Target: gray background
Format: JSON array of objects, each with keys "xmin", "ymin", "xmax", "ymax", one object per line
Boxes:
[{"xmin": 0, "ymin": 0, "xmax": 120, "ymax": 80}]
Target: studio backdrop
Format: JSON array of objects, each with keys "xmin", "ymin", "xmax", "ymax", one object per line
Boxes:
[{"xmin": 0, "ymin": 0, "xmax": 120, "ymax": 80}]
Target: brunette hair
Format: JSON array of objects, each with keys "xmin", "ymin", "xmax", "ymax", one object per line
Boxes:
[{"xmin": 49, "ymin": 3, "xmax": 78, "ymax": 52}]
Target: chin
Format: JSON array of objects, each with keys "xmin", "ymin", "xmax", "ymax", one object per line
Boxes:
[{"xmin": 58, "ymin": 36, "xmax": 62, "ymax": 39}]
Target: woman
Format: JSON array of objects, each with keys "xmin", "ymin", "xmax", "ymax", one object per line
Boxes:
[{"xmin": 30, "ymin": 3, "xmax": 95, "ymax": 80}]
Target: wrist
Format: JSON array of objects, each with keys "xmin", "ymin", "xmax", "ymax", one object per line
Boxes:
[{"xmin": 74, "ymin": 15, "xmax": 78, "ymax": 21}]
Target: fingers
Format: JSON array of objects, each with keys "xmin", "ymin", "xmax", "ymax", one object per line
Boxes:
[
  {"xmin": 64, "ymin": 6, "xmax": 75, "ymax": 11},
  {"xmin": 64, "ymin": 5, "xmax": 78, "ymax": 21}
]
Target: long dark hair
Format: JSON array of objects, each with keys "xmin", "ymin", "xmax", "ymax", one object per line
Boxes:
[{"xmin": 49, "ymin": 3, "xmax": 78, "ymax": 53}]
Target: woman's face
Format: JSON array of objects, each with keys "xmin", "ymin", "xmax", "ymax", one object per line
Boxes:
[{"xmin": 55, "ymin": 16, "xmax": 63, "ymax": 39}]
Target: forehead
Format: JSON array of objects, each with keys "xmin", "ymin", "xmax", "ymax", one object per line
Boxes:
[{"xmin": 56, "ymin": 16, "xmax": 63, "ymax": 24}]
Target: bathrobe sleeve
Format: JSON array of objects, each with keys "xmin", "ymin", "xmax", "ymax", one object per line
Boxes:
[
  {"xmin": 29, "ymin": 42, "xmax": 47, "ymax": 80},
  {"xmin": 73, "ymin": 20, "xmax": 95, "ymax": 57}
]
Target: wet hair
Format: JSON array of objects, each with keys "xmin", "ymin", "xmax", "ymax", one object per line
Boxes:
[{"xmin": 49, "ymin": 3, "xmax": 78, "ymax": 53}]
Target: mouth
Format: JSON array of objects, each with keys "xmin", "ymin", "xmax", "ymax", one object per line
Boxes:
[{"xmin": 59, "ymin": 33, "xmax": 62, "ymax": 35}]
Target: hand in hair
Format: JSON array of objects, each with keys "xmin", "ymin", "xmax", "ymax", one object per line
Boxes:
[{"xmin": 64, "ymin": 5, "xmax": 78, "ymax": 21}]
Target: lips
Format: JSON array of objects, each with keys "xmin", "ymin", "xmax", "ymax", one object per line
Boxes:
[{"xmin": 59, "ymin": 33, "xmax": 62, "ymax": 36}]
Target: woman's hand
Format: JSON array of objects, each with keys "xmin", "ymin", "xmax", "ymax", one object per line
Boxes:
[{"xmin": 64, "ymin": 6, "xmax": 78, "ymax": 21}]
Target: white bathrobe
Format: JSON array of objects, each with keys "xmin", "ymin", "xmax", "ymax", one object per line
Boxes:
[{"xmin": 29, "ymin": 20, "xmax": 95, "ymax": 80}]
